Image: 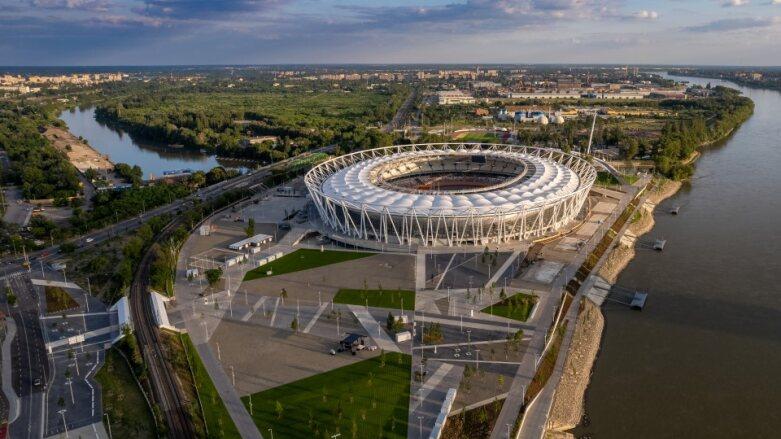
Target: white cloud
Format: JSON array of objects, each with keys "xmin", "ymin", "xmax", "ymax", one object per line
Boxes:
[
  {"xmin": 723, "ymin": 0, "xmax": 749, "ymax": 6},
  {"xmin": 633, "ymin": 10, "xmax": 659, "ymax": 19}
]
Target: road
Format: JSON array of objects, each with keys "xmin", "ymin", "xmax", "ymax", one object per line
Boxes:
[
  {"xmin": 384, "ymin": 89, "xmax": 417, "ymax": 133},
  {"xmin": 1, "ymin": 147, "xmax": 332, "ymax": 273},
  {"xmin": 5, "ymin": 274, "xmax": 48, "ymax": 439},
  {"xmin": 2, "ymin": 187, "xmax": 33, "ymax": 227}
]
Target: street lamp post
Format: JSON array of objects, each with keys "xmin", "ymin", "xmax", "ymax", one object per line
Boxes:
[
  {"xmin": 104, "ymin": 413, "xmax": 113, "ymax": 439},
  {"xmin": 58, "ymin": 409, "xmax": 69, "ymax": 439}
]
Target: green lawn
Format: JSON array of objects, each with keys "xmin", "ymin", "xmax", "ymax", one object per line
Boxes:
[
  {"xmin": 482, "ymin": 292, "xmax": 538, "ymax": 322},
  {"xmin": 243, "ymin": 249, "xmax": 375, "ymax": 281},
  {"xmin": 595, "ymin": 171, "xmax": 621, "ymax": 186},
  {"xmin": 333, "ymin": 288, "xmax": 415, "ymax": 311},
  {"xmin": 456, "ymin": 132, "xmax": 500, "ymax": 143},
  {"xmin": 181, "ymin": 334, "xmax": 241, "ymax": 439},
  {"xmin": 96, "ymin": 348, "xmax": 157, "ymax": 439},
  {"xmin": 242, "ymin": 353, "xmax": 411, "ymax": 439}
]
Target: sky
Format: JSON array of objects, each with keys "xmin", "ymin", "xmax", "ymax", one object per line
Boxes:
[{"xmin": 1, "ymin": 0, "xmax": 780, "ymax": 66}]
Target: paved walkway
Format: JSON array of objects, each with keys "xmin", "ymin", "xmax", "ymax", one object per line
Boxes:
[
  {"xmin": 413, "ymin": 337, "xmax": 530, "ymax": 351},
  {"xmin": 417, "ymin": 315, "xmax": 530, "ymax": 333},
  {"xmin": 485, "ymin": 249, "xmax": 523, "ymax": 288},
  {"xmin": 44, "ymin": 420, "xmax": 110, "ymax": 438},
  {"xmin": 408, "ymin": 360, "xmax": 464, "ymax": 439},
  {"xmin": 190, "ymin": 338, "xmax": 262, "ymax": 439},
  {"xmin": 418, "ymin": 362, "xmax": 455, "ymax": 404},
  {"xmin": 347, "ymin": 305, "xmax": 401, "ymax": 353},
  {"xmin": 513, "ymin": 179, "xmax": 649, "ymax": 439},
  {"xmin": 31, "ymin": 279, "xmax": 82, "ymax": 289},
  {"xmin": 416, "ymin": 251, "xmax": 426, "ymax": 291},
  {"xmin": 2, "ymin": 317, "xmax": 20, "ymax": 424},
  {"xmin": 302, "ymin": 303, "xmax": 328, "ymax": 333},
  {"xmin": 240, "ymin": 296, "xmax": 268, "ymax": 322}
]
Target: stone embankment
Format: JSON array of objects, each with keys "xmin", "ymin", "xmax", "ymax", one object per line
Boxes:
[
  {"xmin": 545, "ymin": 300, "xmax": 604, "ymax": 435},
  {"xmin": 544, "ymin": 178, "xmax": 683, "ymax": 437},
  {"xmin": 598, "ymin": 178, "xmax": 681, "ymax": 283}
]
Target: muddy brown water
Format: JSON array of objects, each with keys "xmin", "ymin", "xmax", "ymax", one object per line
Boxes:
[{"xmin": 577, "ymin": 74, "xmax": 781, "ymax": 438}]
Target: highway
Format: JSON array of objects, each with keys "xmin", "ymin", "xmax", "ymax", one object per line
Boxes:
[
  {"xmin": 384, "ymin": 88, "xmax": 417, "ymax": 133},
  {"xmin": 0, "ymin": 148, "xmax": 330, "ymax": 437},
  {"xmin": 5, "ymin": 274, "xmax": 48, "ymax": 439},
  {"xmin": 1, "ymin": 147, "xmax": 330, "ymax": 274}
]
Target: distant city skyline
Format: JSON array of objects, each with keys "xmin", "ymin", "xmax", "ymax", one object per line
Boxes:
[{"xmin": 1, "ymin": 0, "xmax": 781, "ymax": 66}]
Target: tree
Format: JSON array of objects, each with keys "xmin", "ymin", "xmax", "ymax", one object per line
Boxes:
[
  {"xmin": 291, "ymin": 317, "xmax": 299, "ymax": 331},
  {"xmin": 280, "ymin": 288, "xmax": 288, "ymax": 305},
  {"xmin": 275, "ymin": 400, "xmax": 284, "ymax": 419},
  {"xmin": 205, "ymin": 268, "xmax": 223, "ymax": 288},
  {"xmin": 245, "ymin": 218, "xmax": 255, "ymax": 237},
  {"xmin": 6, "ymin": 287, "xmax": 17, "ymax": 306}
]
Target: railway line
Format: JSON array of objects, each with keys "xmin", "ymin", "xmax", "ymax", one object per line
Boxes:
[
  {"xmin": 129, "ymin": 217, "xmax": 194, "ymax": 438},
  {"xmin": 126, "ymin": 148, "xmax": 331, "ymax": 436}
]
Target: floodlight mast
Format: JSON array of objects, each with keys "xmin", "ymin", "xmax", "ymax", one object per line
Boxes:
[{"xmin": 586, "ymin": 111, "xmax": 597, "ymax": 156}]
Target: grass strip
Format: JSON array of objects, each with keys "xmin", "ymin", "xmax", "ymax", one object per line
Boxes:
[
  {"xmin": 244, "ymin": 249, "xmax": 375, "ymax": 281},
  {"xmin": 242, "ymin": 352, "xmax": 411, "ymax": 439}
]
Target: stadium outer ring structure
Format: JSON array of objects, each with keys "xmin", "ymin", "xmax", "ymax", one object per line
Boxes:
[{"xmin": 305, "ymin": 143, "xmax": 596, "ymax": 247}]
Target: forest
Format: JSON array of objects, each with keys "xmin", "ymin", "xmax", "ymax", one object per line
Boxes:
[
  {"xmin": 0, "ymin": 101, "xmax": 81, "ymax": 200},
  {"xmin": 93, "ymin": 81, "xmax": 409, "ymax": 162},
  {"xmin": 653, "ymin": 86, "xmax": 754, "ymax": 179}
]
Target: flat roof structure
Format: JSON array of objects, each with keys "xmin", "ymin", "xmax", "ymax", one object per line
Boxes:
[
  {"xmin": 189, "ymin": 248, "xmax": 247, "ymax": 270},
  {"xmin": 228, "ymin": 233, "xmax": 273, "ymax": 250}
]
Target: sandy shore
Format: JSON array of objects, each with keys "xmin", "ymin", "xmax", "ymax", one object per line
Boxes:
[{"xmin": 44, "ymin": 125, "xmax": 114, "ymax": 173}]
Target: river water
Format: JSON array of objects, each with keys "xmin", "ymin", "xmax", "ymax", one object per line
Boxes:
[
  {"xmin": 59, "ymin": 106, "xmax": 244, "ymax": 179},
  {"xmin": 578, "ymin": 75, "xmax": 781, "ymax": 437}
]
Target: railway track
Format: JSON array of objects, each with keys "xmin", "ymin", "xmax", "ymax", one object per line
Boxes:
[
  {"xmin": 129, "ymin": 218, "xmax": 195, "ymax": 438},
  {"xmin": 123, "ymin": 146, "xmax": 333, "ymax": 437}
]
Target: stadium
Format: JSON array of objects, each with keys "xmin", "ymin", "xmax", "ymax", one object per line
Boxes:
[{"xmin": 305, "ymin": 143, "xmax": 596, "ymax": 247}]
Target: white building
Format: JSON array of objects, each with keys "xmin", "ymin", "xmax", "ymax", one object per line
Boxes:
[
  {"xmin": 437, "ymin": 90, "xmax": 476, "ymax": 105},
  {"xmin": 228, "ymin": 233, "xmax": 273, "ymax": 251}
]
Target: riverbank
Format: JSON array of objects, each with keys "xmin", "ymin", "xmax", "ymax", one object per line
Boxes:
[
  {"xmin": 43, "ymin": 125, "xmax": 114, "ymax": 173},
  {"xmin": 598, "ymin": 178, "xmax": 681, "ymax": 283},
  {"xmin": 543, "ymin": 178, "xmax": 681, "ymax": 437},
  {"xmin": 546, "ymin": 299, "xmax": 604, "ymax": 436}
]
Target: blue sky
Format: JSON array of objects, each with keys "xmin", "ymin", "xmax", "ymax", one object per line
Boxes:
[{"xmin": 1, "ymin": 0, "xmax": 780, "ymax": 65}]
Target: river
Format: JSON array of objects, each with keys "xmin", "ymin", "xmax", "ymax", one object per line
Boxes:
[
  {"xmin": 59, "ymin": 106, "xmax": 247, "ymax": 179},
  {"xmin": 577, "ymin": 75, "xmax": 781, "ymax": 437}
]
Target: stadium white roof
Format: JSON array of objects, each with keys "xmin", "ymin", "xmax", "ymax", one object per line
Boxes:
[{"xmin": 321, "ymin": 150, "xmax": 581, "ymax": 215}]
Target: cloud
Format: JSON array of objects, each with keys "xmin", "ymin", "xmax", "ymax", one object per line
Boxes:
[
  {"xmin": 338, "ymin": 0, "xmax": 624, "ymax": 34},
  {"xmin": 686, "ymin": 16, "xmax": 780, "ymax": 32},
  {"xmin": 31, "ymin": 0, "xmax": 110, "ymax": 12},
  {"xmin": 136, "ymin": 0, "xmax": 287, "ymax": 20},
  {"xmin": 722, "ymin": 0, "xmax": 749, "ymax": 6},
  {"xmin": 632, "ymin": 10, "xmax": 659, "ymax": 19}
]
